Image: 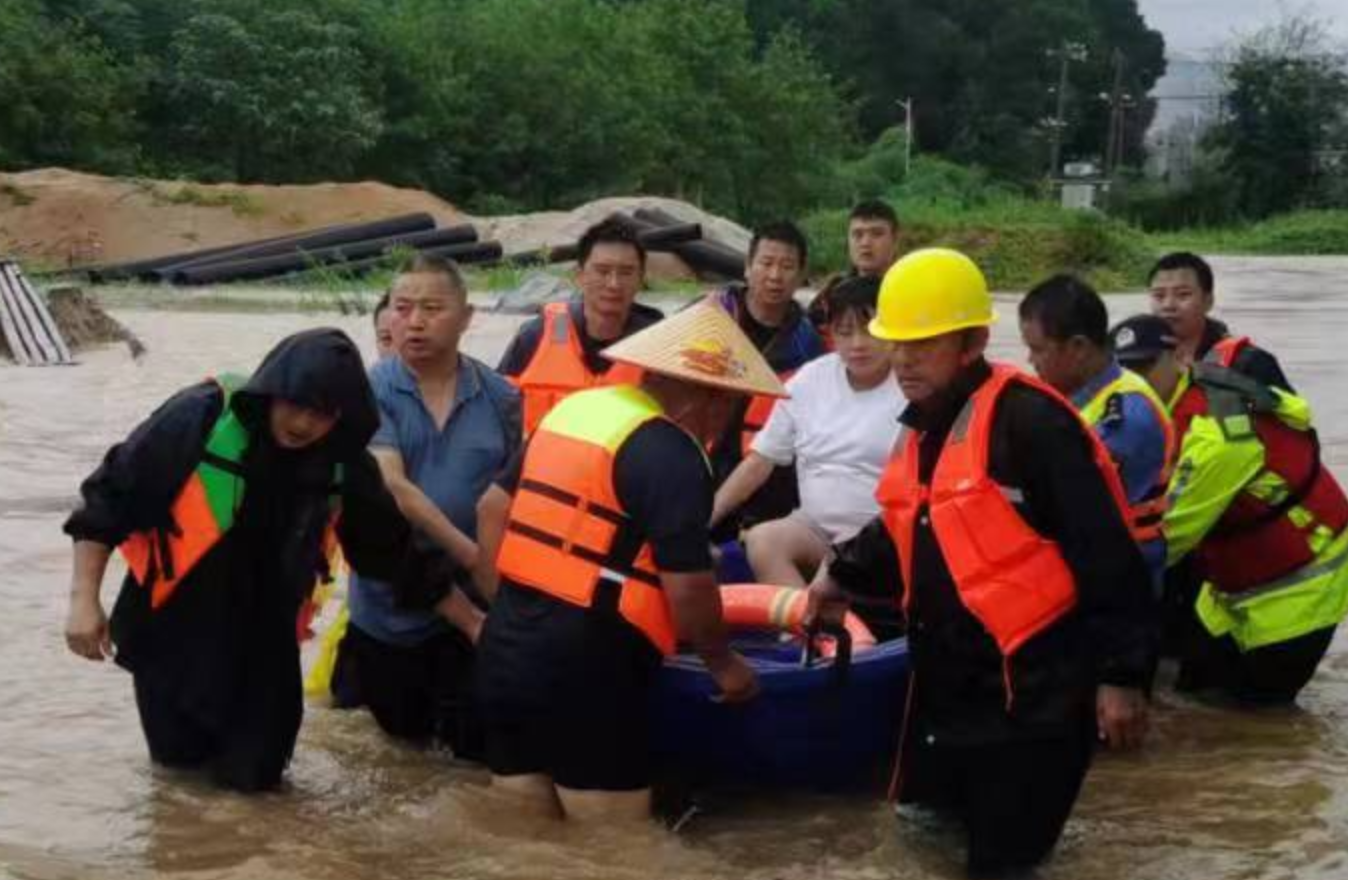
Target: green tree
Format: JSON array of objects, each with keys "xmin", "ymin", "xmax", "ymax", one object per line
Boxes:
[
  {"xmin": 1209, "ymin": 15, "xmax": 1348, "ymax": 217},
  {"xmin": 159, "ymin": 3, "xmax": 383, "ymax": 182},
  {"xmin": 0, "ymin": 0, "xmax": 141, "ymax": 172},
  {"xmin": 743, "ymin": 0, "xmax": 1165, "ymax": 181}
]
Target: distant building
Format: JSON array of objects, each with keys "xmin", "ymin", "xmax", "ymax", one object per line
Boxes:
[{"xmin": 1145, "ymin": 54, "xmax": 1226, "ymax": 186}]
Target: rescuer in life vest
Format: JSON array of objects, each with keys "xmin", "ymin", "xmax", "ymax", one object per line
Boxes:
[
  {"xmin": 1147, "ymin": 251, "xmax": 1293, "ymax": 390},
  {"xmin": 474, "ymin": 304, "xmax": 785, "ymax": 824},
  {"xmin": 1112, "ymin": 314, "xmax": 1348, "ymax": 704},
  {"xmin": 1019, "ymin": 274, "xmax": 1175, "ymax": 593},
  {"xmin": 62, "ymin": 329, "xmax": 446, "ymax": 792},
  {"xmin": 806, "ymin": 249, "xmax": 1157, "ymax": 877},
  {"xmin": 497, "ymin": 215, "xmax": 665, "ymax": 436}
]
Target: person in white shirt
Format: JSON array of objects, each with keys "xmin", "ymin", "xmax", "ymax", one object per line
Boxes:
[{"xmin": 711, "ymin": 276, "xmax": 903, "ymax": 588}]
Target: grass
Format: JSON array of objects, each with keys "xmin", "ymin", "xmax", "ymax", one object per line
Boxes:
[
  {"xmin": 803, "ymin": 158, "xmax": 1155, "ymax": 290},
  {"xmin": 1149, "ymin": 210, "xmax": 1348, "ymax": 255},
  {"xmin": 135, "ymin": 179, "xmax": 265, "ymax": 217}
]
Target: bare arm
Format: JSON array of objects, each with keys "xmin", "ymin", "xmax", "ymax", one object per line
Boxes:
[
  {"xmin": 66, "ymin": 540, "xmax": 114, "ymax": 660},
  {"xmin": 710, "ymin": 452, "xmax": 775, "ymax": 528},
  {"xmin": 372, "ymin": 447, "xmax": 479, "ymax": 570},
  {"xmin": 662, "ymin": 570, "xmax": 758, "ymax": 702},
  {"xmin": 472, "ymin": 484, "xmax": 512, "ymax": 603}
]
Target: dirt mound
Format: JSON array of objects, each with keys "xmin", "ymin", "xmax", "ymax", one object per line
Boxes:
[
  {"xmin": 0, "ymin": 170, "xmax": 748, "ymax": 283},
  {"xmin": 0, "ymin": 168, "xmax": 465, "ymax": 269},
  {"xmin": 480, "ymin": 195, "xmax": 750, "ymax": 282}
]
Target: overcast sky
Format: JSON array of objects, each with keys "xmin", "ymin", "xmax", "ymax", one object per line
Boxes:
[{"xmin": 1138, "ymin": 0, "xmax": 1348, "ymax": 53}]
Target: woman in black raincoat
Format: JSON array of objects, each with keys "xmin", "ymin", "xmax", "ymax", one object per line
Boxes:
[{"xmin": 63, "ymin": 329, "xmax": 444, "ymax": 792}]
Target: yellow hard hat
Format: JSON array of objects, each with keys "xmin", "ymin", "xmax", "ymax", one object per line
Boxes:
[{"xmin": 869, "ymin": 248, "xmax": 996, "ymax": 342}]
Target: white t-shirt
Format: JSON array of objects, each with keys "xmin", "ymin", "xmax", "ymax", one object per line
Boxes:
[{"xmin": 752, "ymin": 353, "xmax": 905, "ymax": 542}]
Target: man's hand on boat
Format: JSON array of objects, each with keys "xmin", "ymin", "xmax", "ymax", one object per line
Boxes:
[
  {"xmin": 664, "ymin": 570, "xmax": 761, "ymax": 704},
  {"xmin": 1096, "ymin": 684, "xmax": 1149, "ymax": 750},
  {"xmin": 804, "ymin": 568, "xmax": 850, "ymax": 629},
  {"xmin": 706, "ymin": 650, "xmax": 761, "ymax": 704}
]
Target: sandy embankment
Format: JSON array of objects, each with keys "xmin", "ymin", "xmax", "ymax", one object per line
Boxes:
[{"xmin": 0, "ymin": 168, "xmax": 750, "ymax": 284}]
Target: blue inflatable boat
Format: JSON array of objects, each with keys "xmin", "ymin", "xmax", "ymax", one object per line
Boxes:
[{"xmin": 652, "ymin": 585, "xmax": 910, "ymax": 791}]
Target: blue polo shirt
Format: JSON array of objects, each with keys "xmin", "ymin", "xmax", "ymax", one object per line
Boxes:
[
  {"xmin": 349, "ymin": 355, "xmax": 521, "ymax": 646},
  {"xmin": 1072, "ymin": 359, "xmax": 1168, "ymax": 588}
]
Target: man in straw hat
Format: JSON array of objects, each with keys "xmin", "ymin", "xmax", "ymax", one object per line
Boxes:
[
  {"xmin": 807, "ymin": 249, "xmax": 1156, "ymax": 875},
  {"xmin": 474, "ymin": 303, "xmax": 783, "ymax": 823}
]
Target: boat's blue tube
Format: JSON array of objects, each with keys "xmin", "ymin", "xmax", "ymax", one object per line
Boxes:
[{"xmin": 652, "ymin": 637, "xmax": 910, "ymax": 790}]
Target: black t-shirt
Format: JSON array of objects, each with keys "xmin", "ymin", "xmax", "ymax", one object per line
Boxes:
[
  {"xmin": 483, "ymin": 418, "xmax": 714, "ymax": 693},
  {"xmin": 495, "ymin": 418, "xmax": 713, "ymax": 573},
  {"xmin": 738, "ymin": 306, "xmax": 779, "ymax": 352},
  {"xmin": 496, "ymin": 300, "xmax": 665, "ymax": 378}
]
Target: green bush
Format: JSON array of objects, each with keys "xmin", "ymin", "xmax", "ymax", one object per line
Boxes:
[
  {"xmin": 802, "ymin": 157, "xmax": 1153, "ymax": 289},
  {"xmin": 1153, "ymin": 210, "xmax": 1348, "ymax": 255}
]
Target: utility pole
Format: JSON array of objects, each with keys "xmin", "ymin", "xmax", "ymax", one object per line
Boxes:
[
  {"xmin": 1046, "ymin": 41, "xmax": 1088, "ymax": 180},
  {"xmin": 1103, "ymin": 49, "xmax": 1129, "ymax": 179},
  {"xmin": 897, "ymin": 97, "xmax": 915, "ymax": 177}
]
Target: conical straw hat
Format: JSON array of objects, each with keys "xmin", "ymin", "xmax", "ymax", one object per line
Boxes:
[{"xmin": 602, "ymin": 303, "xmax": 787, "ymax": 398}]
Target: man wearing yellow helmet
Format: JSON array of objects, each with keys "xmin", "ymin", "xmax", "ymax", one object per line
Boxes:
[{"xmin": 807, "ymin": 249, "xmax": 1156, "ymax": 876}]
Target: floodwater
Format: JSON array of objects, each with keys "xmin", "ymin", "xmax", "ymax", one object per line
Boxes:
[{"xmin": 2, "ymin": 255, "xmax": 1347, "ymax": 880}]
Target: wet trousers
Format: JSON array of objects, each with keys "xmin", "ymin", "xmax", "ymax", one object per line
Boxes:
[
  {"xmin": 899, "ymin": 716, "xmax": 1095, "ymax": 877},
  {"xmin": 1175, "ymin": 624, "xmax": 1337, "ymax": 704},
  {"xmin": 338, "ymin": 623, "xmax": 483, "ymax": 760},
  {"xmin": 133, "ymin": 671, "xmax": 302, "ymax": 793}
]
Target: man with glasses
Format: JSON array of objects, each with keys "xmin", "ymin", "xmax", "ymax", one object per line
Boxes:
[{"xmin": 498, "ymin": 216, "xmax": 664, "ymax": 435}]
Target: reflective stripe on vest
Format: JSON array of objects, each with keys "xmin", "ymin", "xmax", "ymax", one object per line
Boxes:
[
  {"xmin": 495, "ymin": 385, "xmax": 681, "ymax": 654},
  {"xmin": 1171, "ymin": 368, "xmax": 1348, "ymax": 594},
  {"xmin": 118, "ymin": 374, "xmax": 343, "ymax": 610},
  {"xmin": 510, "ymin": 302, "xmax": 645, "ymax": 436},
  {"xmin": 875, "ymin": 364, "xmax": 1132, "ymax": 659},
  {"xmin": 1079, "ymin": 368, "xmax": 1177, "ymax": 544},
  {"xmin": 1195, "ymin": 525, "xmax": 1348, "ymax": 650}
]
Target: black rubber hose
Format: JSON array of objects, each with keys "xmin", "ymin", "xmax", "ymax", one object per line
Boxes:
[
  {"xmin": 170, "ymin": 224, "xmax": 479, "ymax": 285},
  {"xmin": 152, "ymin": 213, "xmax": 441, "ymax": 279},
  {"xmin": 284, "ymin": 240, "xmax": 506, "ymax": 281},
  {"xmin": 504, "ymin": 221, "xmax": 704, "ymax": 267},
  {"xmin": 631, "ymin": 208, "xmax": 745, "ymax": 280},
  {"xmin": 85, "ymin": 213, "xmax": 439, "ymax": 283}
]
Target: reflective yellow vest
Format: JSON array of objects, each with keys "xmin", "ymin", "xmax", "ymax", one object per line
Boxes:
[
  {"xmin": 1078, "ymin": 367, "xmax": 1176, "ymax": 546},
  {"xmin": 1165, "ymin": 369, "xmax": 1348, "ymax": 650}
]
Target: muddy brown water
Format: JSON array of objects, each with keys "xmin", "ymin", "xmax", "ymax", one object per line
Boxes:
[{"xmin": 2, "ymin": 256, "xmax": 1347, "ymax": 879}]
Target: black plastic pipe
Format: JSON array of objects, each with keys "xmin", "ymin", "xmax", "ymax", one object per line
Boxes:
[
  {"xmin": 85, "ymin": 213, "xmax": 439, "ymax": 283},
  {"xmin": 631, "ymin": 208, "xmax": 745, "ymax": 280},
  {"xmin": 284, "ymin": 240, "xmax": 506, "ymax": 281},
  {"xmin": 153, "ymin": 213, "xmax": 440, "ymax": 279},
  {"xmin": 505, "ymin": 221, "xmax": 704, "ymax": 266},
  {"xmin": 170, "ymin": 224, "xmax": 478, "ymax": 285}
]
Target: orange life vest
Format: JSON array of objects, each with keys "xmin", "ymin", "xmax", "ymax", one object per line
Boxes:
[
  {"xmin": 875, "ymin": 364, "xmax": 1131, "ymax": 658},
  {"xmin": 1205, "ymin": 335, "xmax": 1251, "ymax": 368},
  {"xmin": 118, "ymin": 375, "xmax": 343, "ymax": 610},
  {"xmin": 510, "ymin": 302, "xmax": 644, "ymax": 435},
  {"xmin": 495, "ymin": 385, "xmax": 684, "ymax": 655},
  {"xmin": 740, "ymin": 369, "xmax": 797, "ymax": 454}
]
